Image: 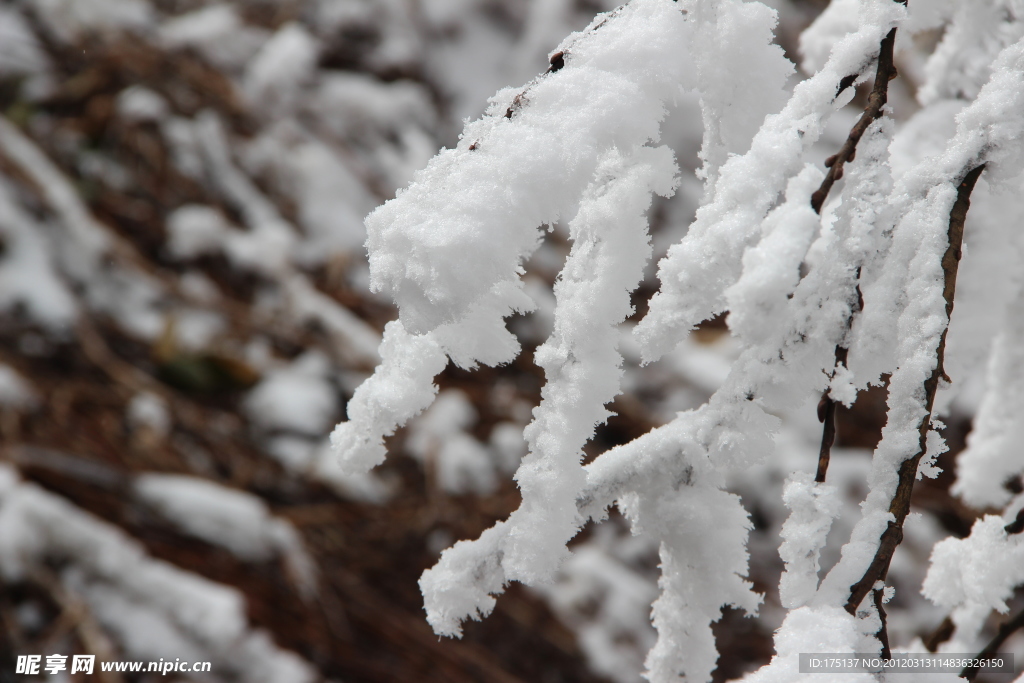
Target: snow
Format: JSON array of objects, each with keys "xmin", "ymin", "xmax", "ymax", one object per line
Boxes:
[
  {"xmin": 0, "ymin": 179, "xmax": 77, "ymax": 329},
  {"xmin": 0, "ymin": 115, "xmax": 173, "ymax": 342},
  {"xmin": 407, "ymin": 390, "xmax": 497, "ymax": 495},
  {"xmin": 822, "ymin": 33, "xmax": 1024, "ymax": 609},
  {"xmin": 116, "ymin": 86, "xmax": 169, "ymax": 123},
  {"xmin": 798, "ymin": 0, "xmax": 862, "ymax": 76},
  {"xmin": 0, "ymin": 7, "xmax": 48, "ymax": 78},
  {"xmin": 923, "ymin": 514, "xmax": 1024, "ymax": 642},
  {"xmin": 778, "ymin": 473, "xmax": 841, "ymax": 609},
  {"xmin": 29, "ymin": 0, "xmax": 153, "ymax": 44},
  {"xmin": 284, "ymin": 275, "xmax": 382, "ymax": 365},
  {"xmin": 363, "ymin": 1, "xmax": 690, "ymax": 335},
  {"xmin": 328, "ymin": 1, "xmax": 1024, "ymax": 678},
  {"xmin": 0, "ymin": 117, "xmax": 108, "ymax": 279},
  {"xmin": 243, "ymin": 23, "xmax": 320, "ymax": 119},
  {"xmin": 535, "ymin": 537, "xmax": 657, "ymax": 683},
  {"xmin": 503, "ymin": 145, "xmax": 677, "ymax": 582},
  {"xmin": 488, "ymin": 421, "xmax": 527, "ymax": 473},
  {"xmin": 724, "ymin": 164, "xmax": 824, "ymax": 345},
  {"xmin": 250, "ymin": 136, "xmax": 376, "ymax": 262},
  {"xmin": 244, "ymin": 351, "xmax": 339, "ymax": 436},
  {"xmin": 165, "ymin": 205, "xmax": 233, "ymax": 259},
  {"xmin": 172, "ymin": 308, "xmax": 227, "ymax": 352},
  {"xmin": 741, "ymin": 606, "xmax": 876, "ymax": 683},
  {"xmin": 953, "ymin": 276, "xmax": 1024, "ymax": 508},
  {"xmin": 0, "ymin": 465, "xmax": 317, "ymax": 683},
  {"xmin": 135, "ymin": 474, "xmax": 276, "ymax": 560},
  {"xmin": 134, "ymin": 473, "xmax": 317, "ymax": 597},
  {"xmin": 160, "ymin": 4, "xmax": 268, "ymax": 73},
  {"xmin": 337, "ymin": 3, "xmax": 697, "ymax": 640},
  {"xmin": 264, "ymin": 436, "xmax": 395, "ymax": 504},
  {"xmin": 355, "ymin": 5, "xmax": 1024, "ymax": 678},
  {"xmin": 636, "ymin": 0, "xmax": 905, "ymax": 363},
  {"xmin": 936, "ymin": 172, "xmax": 1024, "ymax": 418},
  {"xmin": 688, "ymin": 0, "xmax": 794, "ymax": 194},
  {"xmin": 918, "ymin": 0, "xmax": 1024, "ymax": 107},
  {"xmin": 4, "ymin": 0, "xmax": 1024, "ymax": 679},
  {"xmin": 0, "ymin": 365, "xmax": 38, "ymax": 410},
  {"xmin": 627, "ymin": 481, "xmax": 762, "ymax": 683},
  {"xmin": 126, "ymin": 392, "xmax": 171, "ymax": 439},
  {"xmin": 193, "ymin": 112, "xmax": 296, "ymax": 275},
  {"xmin": 332, "ymin": 321, "xmax": 448, "ymax": 474}
]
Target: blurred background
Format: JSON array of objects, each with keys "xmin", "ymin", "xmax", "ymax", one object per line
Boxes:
[{"xmin": 0, "ymin": 0, "xmax": 1009, "ymax": 681}]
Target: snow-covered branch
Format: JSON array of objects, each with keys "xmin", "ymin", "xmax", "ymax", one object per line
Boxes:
[{"xmin": 328, "ymin": 0, "xmax": 1024, "ymax": 680}]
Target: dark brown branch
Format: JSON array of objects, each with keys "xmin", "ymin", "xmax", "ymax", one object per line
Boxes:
[
  {"xmin": 873, "ymin": 588, "xmax": 891, "ymax": 659},
  {"xmin": 1005, "ymin": 507, "xmax": 1024, "ymax": 535},
  {"xmin": 845, "ymin": 164, "xmax": 987, "ymax": 615},
  {"xmin": 815, "ymin": 346, "xmax": 847, "ymax": 483},
  {"xmin": 924, "ymin": 616, "xmax": 955, "ymax": 653},
  {"xmin": 810, "ymin": 24, "xmax": 901, "ymax": 215},
  {"xmin": 812, "ymin": 17, "xmax": 902, "ymax": 483},
  {"xmin": 960, "ymin": 608, "xmax": 1024, "ymax": 681},
  {"xmin": 835, "ymin": 74, "xmax": 859, "ymax": 99}
]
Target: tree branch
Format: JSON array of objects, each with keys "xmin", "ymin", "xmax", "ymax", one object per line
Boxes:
[
  {"xmin": 873, "ymin": 587, "xmax": 891, "ymax": 659},
  {"xmin": 960, "ymin": 608, "xmax": 1024, "ymax": 681},
  {"xmin": 1005, "ymin": 507, "xmax": 1024, "ymax": 535},
  {"xmin": 810, "ymin": 26, "xmax": 901, "ymax": 215},
  {"xmin": 845, "ymin": 164, "xmax": 987, "ymax": 615},
  {"xmin": 813, "ymin": 20, "xmax": 901, "ymax": 483},
  {"xmin": 815, "ymin": 345, "xmax": 848, "ymax": 483},
  {"xmin": 924, "ymin": 616, "xmax": 955, "ymax": 653}
]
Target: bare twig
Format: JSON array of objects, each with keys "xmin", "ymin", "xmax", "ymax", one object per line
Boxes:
[
  {"xmin": 924, "ymin": 616, "xmax": 955, "ymax": 653},
  {"xmin": 845, "ymin": 164, "xmax": 986, "ymax": 615},
  {"xmin": 813, "ymin": 16, "xmax": 902, "ymax": 484},
  {"xmin": 960, "ymin": 608, "xmax": 1024, "ymax": 681},
  {"xmin": 873, "ymin": 587, "xmax": 891, "ymax": 659},
  {"xmin": 1005, "ymin": 507, "xmax": 1024, "ymax": 535},
  {"xmin": 810, "ymin": 27, "xmax": 901, "ymax": 215},
  {"xmin": 815, "ymin": 345, "xmax": 847, "ymax": 483}
]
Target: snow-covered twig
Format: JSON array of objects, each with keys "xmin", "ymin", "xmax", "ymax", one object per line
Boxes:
[
  {"xmin": 320, "ymin": 0, "xmax": 1024, "ymax": 679},
  {"xmin": 811, "ymin": 9, "xmax": 902, "ymax": 483},
  {"xmin": 845, "ymin": 163, "xmax": 984, "ymax": 617},
  {"xmin": 961, "ymin": 608, "xmax": 1024, "ymax": 680},
  {"xmin": 634, "ymin": 0, "xmax": 904, "ymax": 361}
]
